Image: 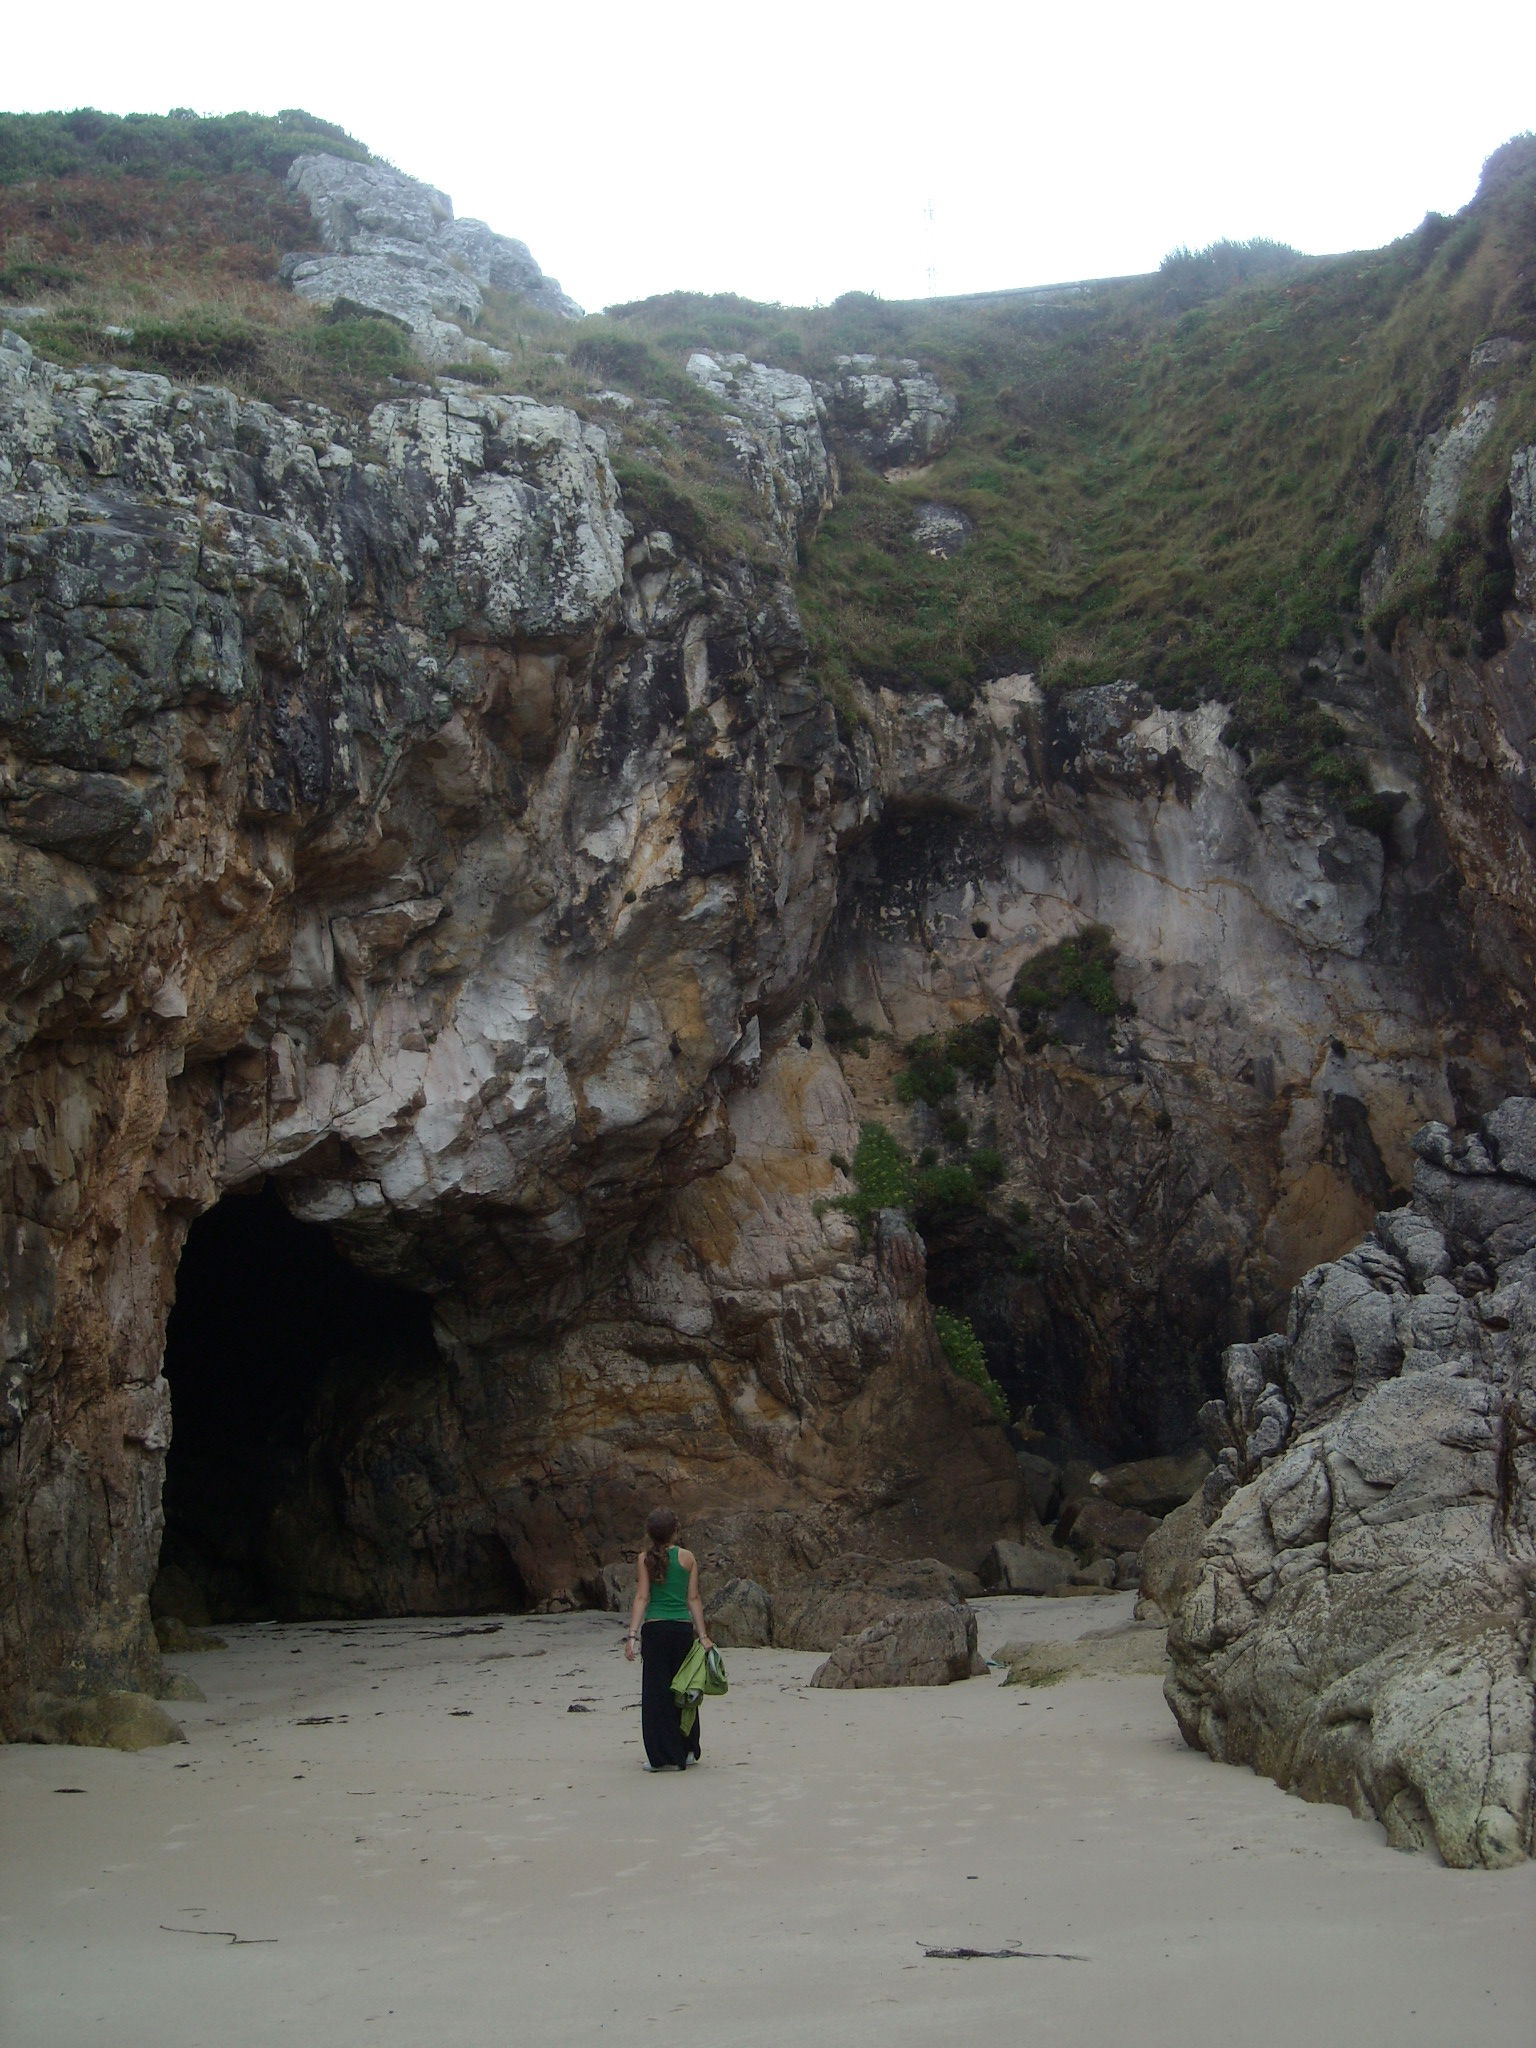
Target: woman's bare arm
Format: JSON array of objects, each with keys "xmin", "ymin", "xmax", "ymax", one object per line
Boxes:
[
  {"xmin": 625, "ymin": 1553, "xmax": 649, "ymax": 1662},
  {"xmin": 684, "ymin": 1551, "xmax": 712, "ymax": 1648}
]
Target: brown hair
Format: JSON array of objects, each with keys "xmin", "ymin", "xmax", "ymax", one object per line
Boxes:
[{"xmin": 643, "ymin": 1507, "xmax": 679, "ymax": 1593}]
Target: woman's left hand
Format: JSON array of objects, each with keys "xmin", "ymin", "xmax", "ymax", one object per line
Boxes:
[{"xmin": 624, "ymin": 1636, "xmax": 637, "ymax": 1661}]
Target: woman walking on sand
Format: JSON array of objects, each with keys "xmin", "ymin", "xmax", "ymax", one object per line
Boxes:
[{"xmin": 624, "ymin": 1508, "xmax": 713, "ymax": 1771}]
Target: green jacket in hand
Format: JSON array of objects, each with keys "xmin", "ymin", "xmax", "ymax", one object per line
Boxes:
[{"xmin": 670, "ymin": 1643, "xmax": 728, "ymax": 1736}]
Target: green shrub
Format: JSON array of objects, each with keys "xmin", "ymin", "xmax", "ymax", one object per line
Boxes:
[
  {"xmin": 933, "ymin": 1308, "xmax": 1008, "ymax": 1422},
  {"xmin": 1010, "ymin": 925, "xmax": 1119, "ymax": 1030},
  {"xmin": 912, "ymin": 1162, "xmax": 984, "ymax": 1221},
  {"xmin": 944, "ymin": 1014, "xmax": 1002, "ymax": 1086},
  {"xmin": 969, "ymin": 1147, "xmax": 1006, "ymax": 1192},
  {"xmin": 1157, "ymin": 237, "xmax": 1310, "ymax": 309},
  {"xmin": 896, "ymin": 1015, "xmax": 1003, "ymax": 1105},
  {"xmin": 0, "ymin": 257, "xmax": 78, "ymax": 300},
  {"xmin": 437, "ymin": 358, "xmax": 508, "ymax": 386},
  {"xmin": 306, "ymin": 315, "xmax": 415, "ymax": 379},
  {"xmin": 828, "ymin": 1121, "xmax": 913, "ymax": 1237},
  {"xmin": 895, "ymin": 1034, "xmax": 958, "ymax": 1106},
  {"xmin": 0, "ymin": 108, "xmax": 368, "ymax": 183},
  {"xmin": 610, "ymin": 455, "xmax": 713, "ymax": 552},
  {"xmin": 823, "ymin": 1003, "xmax": 875, "ymax": 1054},
  {"xmin": 123, "ymin": 313, "xmax": 265, "ymax": 376}
]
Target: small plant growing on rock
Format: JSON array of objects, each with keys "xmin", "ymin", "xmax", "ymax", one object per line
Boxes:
[
  {"xmin": 826, "ymin": 1120, "xmax": 912, "ymax": 1237},
  {"xmin": 1010, "ymin": 925, "xmax": 1120, "ymax": 1037},
  {"xmin": 823, "ymin": 1004, "xmax": 875, "ymax": 1054},
  {"xmin": 933, "ymin": 1308, "xmax": 1008, "ymax": 1422},
  {"xmin": 895, "ymin": 1015, "xmax": 1003, "ymax": 1105},
  {"xmin": 944, "ymin": 1014, "xmax": 1001, "ymax": 1085},
  {"xmin": 895, "ymin": 1033, "xmax": 959, "ymax": 1106}
]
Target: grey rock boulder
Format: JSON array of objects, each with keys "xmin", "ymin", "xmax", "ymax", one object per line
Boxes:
[
  {"xmin": 1016, "ymin": 1452, "xmax": 1063, "ymax": 1524},
  {"xmin": 684, "ymin": 352, "xmax": 835, "ymax": 557},
  {"xmin": 978, "ymin": 1538, "xmax": 1075, "ymax": 1595},
  {"xmin": 1089, "ymin": 1449, "xmax": 1211, "ymax": 1516},
  {"xmin": 283, "ymin": 153, "xmax": 580, "ymax": 367},
  {"xmin": 13, "ymin": 1690, "xmax": 187, "ymax": 1750},
  {"xmin": 705, "ymin": 1578, "xmax": 773, "ymax": 1648},
  {"xmin": 996, "ymin": 1622, "xmax": 1168, "ymax": 1685},
  {"xmin": 155, "ymin": 1669, "xmax": 206, "ymax": 1703},
  {"xmin": 773, "ymin": 1555, "xmax": 973, "ymax": 1652},
  {"xmin": 911, "ymin": 502, "xmax": 972, "ymax": 557},
  {"xmin": 595, "ymin": 1561, "xmax": 633, "ymax": 1613},
  {"xmin": 1135, "ymin": 1495, "xmax": 1208, "ymax": 1623},
  {"xmin": 1065, "ymin": 1496, "xmax": 1161, "ymax": 1555},
  {"xmin": 811, "ymin": 1599, "xmax": 980, "ymax": 1688}
]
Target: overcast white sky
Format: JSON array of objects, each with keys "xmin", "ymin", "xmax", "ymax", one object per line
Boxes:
[{"xmin": 10, "ymin": 1, "xmax": 1536, "ymax": 312}]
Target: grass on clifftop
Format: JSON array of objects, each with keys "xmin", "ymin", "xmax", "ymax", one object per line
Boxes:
[
  {"xmin": 611, "ymin": 135, "xmax": 1536, "ymax": 775},
  {"xmin": 0, "ymin": 108, "xmax": 369, "ymax": 182}
]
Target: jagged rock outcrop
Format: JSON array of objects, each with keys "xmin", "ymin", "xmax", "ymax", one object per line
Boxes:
[
  {"xmin": 281, "ymin": 153, "xmax": 579, "ymax": 365},
  {"xmin": 824, "ymin": 355, "xmax": 958, "ymax": 473},
  {"xmin": 0, "ymin": 323, "xmax": 1021, "ymax": 1721},
  {"xmin": 684, "ymin": 352, "xmax": 837, "ymax": 556},
  {"xmin": 1165, "ymin": 1098, "xmax": 1536, "ymax": 1868}
]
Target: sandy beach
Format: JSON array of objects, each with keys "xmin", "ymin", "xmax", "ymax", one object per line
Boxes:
[{"xmin": 3, "ymin": 1594, "xmax": 1532, "ymax": 2048}]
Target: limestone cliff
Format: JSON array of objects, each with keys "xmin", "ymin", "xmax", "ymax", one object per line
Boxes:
[
  {"xmin": 815, "ymin": 663, "xmax": 1519, "ymax": 1453},
  {"xmin": 3, "ymin": 113, "xmax": 1536, "ymax": 1868},
  {"xmin": 0, "ymin": 324, "xmax": 1018, "ymax": 1712}
]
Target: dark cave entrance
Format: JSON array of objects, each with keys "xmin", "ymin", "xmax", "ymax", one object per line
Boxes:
[{"xmin": 155, "ymin": 1183, "xmax": 522, "ymax": 1625}]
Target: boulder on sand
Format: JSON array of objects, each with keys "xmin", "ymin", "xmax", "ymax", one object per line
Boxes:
[
  {"xmin": 1064, "ymin": 1497, "xmax": 1161, "ymax": 1555},
  {"xmin": 978, "ymin": 1538, "xmax": 1075, "ymax": 1595},
  {"xmin": 14, "ymin": 1690, "xmax": 187, "ymax": 1750},
  {"xmin": 705, "ymin": 1578, "xmax": 773, "ymax": 1647},
  {"xmin": 995, "ymin": 1621, "xmax": 1168, "ymax": 1686},
  {"xmin": 811, "ymin": 1600, "xmax": 981, "ymax": 1688},
  {"xmin": 596, "ymin": 1560, "xmax": 633, "ymax": 1612},
  {"xmin": 1088, "ymin": 1450, "xmax": 1211, "ymax": 1517},
  {"xmin": 773, "ymin": 1556, "xmax": 975, "ymax": 1652}
]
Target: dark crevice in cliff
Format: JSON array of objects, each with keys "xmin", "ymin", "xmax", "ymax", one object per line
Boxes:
[{"xmin": 154, "ymin": 1182, "xmax": 458, "ymax": 1624}]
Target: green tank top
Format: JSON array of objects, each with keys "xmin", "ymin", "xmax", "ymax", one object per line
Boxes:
[{"xmin": 645, "ymin": 1545, "xmax": 691, "ymax": 1622}]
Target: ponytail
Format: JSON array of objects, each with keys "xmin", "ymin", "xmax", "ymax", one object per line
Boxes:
[{"xmin": 642, "ymin": 1506, "xmax": 679, "ymax": 1594}]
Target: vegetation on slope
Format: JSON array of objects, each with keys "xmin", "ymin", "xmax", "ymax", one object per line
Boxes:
[
  {"xmin": 611, "ymin": 135, "xmax": 1536, "ymax": 779},
  {"xmin": 0, "ymin": 108, "xmax": 368, "ymax": 183}
]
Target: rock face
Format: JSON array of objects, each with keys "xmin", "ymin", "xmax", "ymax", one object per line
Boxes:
[
  {"xmin": 978, "ymin": 1537, "xmax": 1074, "ymax": 1595},
  {"xmin": 282, "ymin": 153, "xmax": 579, "ymax": 366},
  {"xmin": 2, "ymin": 194, "xmax": 1535, "ymax": 1793},
  {"xmin": 818, "ymin": 667, "xmax": 1523, "ymax": 1454},
  {"xmin": 0, "ymin": 324, "xmax": 1021, "ymax": 1722},
  {"xmin": 1166, "ymin": 1097, "xmax": 1536, "ymax": 1868}
]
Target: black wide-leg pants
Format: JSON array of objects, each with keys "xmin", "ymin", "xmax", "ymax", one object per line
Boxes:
[{"xmin": 640, "ymin": 1620, "xmax": 701, "ymax": 1768}]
